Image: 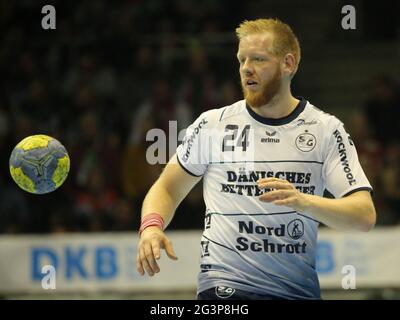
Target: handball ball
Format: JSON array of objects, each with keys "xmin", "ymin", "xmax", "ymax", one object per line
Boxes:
[{"xmin": 9, "ymin": 134, "xmax": 70, "ymax": 194}]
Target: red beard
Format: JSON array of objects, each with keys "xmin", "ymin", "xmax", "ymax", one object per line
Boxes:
[{"xmin": 241, "ymin": 67, "xmax": 282, "ymax": 108}]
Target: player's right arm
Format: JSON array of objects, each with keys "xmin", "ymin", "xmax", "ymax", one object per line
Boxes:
[{"xmin": 136, "ymin": 154, "xmax": 202, "ymax": 276}]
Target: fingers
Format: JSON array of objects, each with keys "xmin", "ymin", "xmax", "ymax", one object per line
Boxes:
[
  {"xmin": 273, "ymin": 197, "xmax": 297, "ymax": 206},
  {"xmin": 257, "ymin": 177, "xmax": 285, "ymax": 184},
  {"xmin": 257, "ymin": 178, "xmax": 297, "ymax": 206},
  {"xmin": 145, "ymin": 242, "xmax": 160, "ymax": 274},
  {"xmin": 137, "ymin": 234, "xmax": 177, "ymax": 277},
  {"xmin": 257, "ymin": 178, "xmax": 293, "ymax": 190},
  {"xmin": 136, "ymin": 252, "xmax": 144, "ymax": 276},
  {"xmin": 163, "ymin": 238, "xmax": 178, "ymax": 260},
  {"xmin": 139, "ymin": 245, "xmax": 155, "ymax": 276},
  {"xmin": 257, "ymin": 178, "xmax": 310, "ymax": 212},
  {"xmin": 259, "ymin": 189, "xmax": 294, "ymax": 202},
  {"xmin": 151, "ymin": 238, "xmax": 161, "ymax": 260},
  {"xmin": 137, "ymin": 241, "xmax": 160, "ymax": 276}
]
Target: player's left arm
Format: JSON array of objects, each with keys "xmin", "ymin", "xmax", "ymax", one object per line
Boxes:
[{"xmin": 257, "ymin": 178, "xmax": 376, "ymax": 232}]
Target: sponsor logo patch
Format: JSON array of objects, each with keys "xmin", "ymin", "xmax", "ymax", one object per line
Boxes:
[
  {"xmin": 215, "ymin": 286, "xmax": 236, "ymax": 298},
  {"xmin": 287, "ymin": 219, "xmax": 304, "ymax": 240},
  {"xmin": 295, "ymin": 130, "xmax": 316, "ymax": 152}
]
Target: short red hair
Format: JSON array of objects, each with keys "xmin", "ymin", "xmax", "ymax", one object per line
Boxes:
[{"xmin": 236, "ymin": 18, "xmax": 301, "ymax": 77}]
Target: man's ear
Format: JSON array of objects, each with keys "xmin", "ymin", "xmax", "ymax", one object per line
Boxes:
[{"xmin": 282, "ymin": 53, "xmax": 297, "ymax": 76}]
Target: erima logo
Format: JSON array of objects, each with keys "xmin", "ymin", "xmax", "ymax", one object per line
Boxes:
[
  {"xmin": 261, "ymin": 130, "xmax": 280, "ymax": 143},
  {"xmin": 265, "ymin": 130, "xmax": 277, "ymax": 136},
  {"xmin": 215, "ymin": 286, "xmax": 235, "ymax": 298}
]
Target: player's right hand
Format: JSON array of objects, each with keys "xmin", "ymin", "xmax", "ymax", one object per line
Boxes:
[{"xmin": 136, "ymin": 226, "xmax": 178, "ymax": 276}]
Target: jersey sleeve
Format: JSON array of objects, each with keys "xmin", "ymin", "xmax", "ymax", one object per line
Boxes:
[
  {"xmin": 322, "ymin": 120, "xmax": 372, "ymax": 198},
  {"xmin": 176, "ymin": 111, "xmax": 214, "ymax": 177}
]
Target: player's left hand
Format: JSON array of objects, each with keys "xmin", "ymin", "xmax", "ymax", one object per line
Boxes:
[{"xmin": 257, "ymin": 177, "xmax": 311, "ymax": 212}]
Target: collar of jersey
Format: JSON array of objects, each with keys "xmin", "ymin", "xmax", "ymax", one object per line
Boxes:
[{"xmin": 245, "ymin": 97, "xmax": 307, "ymax": 126}]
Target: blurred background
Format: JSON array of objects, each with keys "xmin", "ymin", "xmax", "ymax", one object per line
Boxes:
[{"xmin": 0, "ymin": 0, "xmax": 399, "ymax": 299}]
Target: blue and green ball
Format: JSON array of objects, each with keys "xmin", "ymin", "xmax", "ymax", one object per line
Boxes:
[{"xmin": 9, "ymin": 135, "xmax": 70, "ymax": 194}]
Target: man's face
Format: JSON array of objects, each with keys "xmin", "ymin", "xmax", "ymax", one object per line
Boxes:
[{"xmin": 237, "ymin": 33, "xmax": 283, "ymax": 108}]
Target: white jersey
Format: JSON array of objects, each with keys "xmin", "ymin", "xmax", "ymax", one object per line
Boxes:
[{"xmin": 176, "ymin": 98, "xmax": 372, "ymax": 299}]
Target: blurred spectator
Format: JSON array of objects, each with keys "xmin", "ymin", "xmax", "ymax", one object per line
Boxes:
[
  {"xmin": 178, "ymin": 46, "xmax": 217, "ymax": 114},
  {"xmin": 365, "ymin": 76, "xmax": 400, "ymax": 147},
  {"xmin": 346, "ymin": 111, "xmax": 383, "ymax": 189},
  {"xmin": 118, "ymin": 45, "xmax": 157, "ymax": 111},
  {"xmin": 346, "ymin": 111, "xmax": 386, "ymax": 222},
  {"xmin": 218, "ymin": 80, "xmax": 241, "ymax": 107},
  {"xmin": 63, "ymin": 53, "xmax": 117, "ymax": 103},
  {"xmin": 380, "ymin": 143, "xmax": 400, "ymax": 224},
  {"xmin": 111, "ymin": 198, "xmax": 137, "ymax": 231},
  {"xmin": 74, "ymin": 167, "xmax": 118, "ymax": 231},
  {"xmin": 20, "ymin": 78, "xmax": 56, "ymax": 129},
  {"xmin": 73, "ymin": 111, "xmax": 101, "ymax": 188},
  {"xmin": 0, "ymin": 183, "xmax": 30, "ymax": 233},
  {"xmin": 122, "ymin": 115, "xmax": 161, "ymax": 202}
]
